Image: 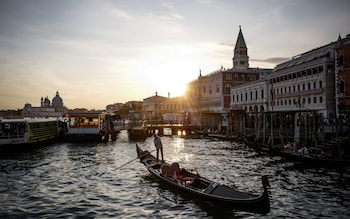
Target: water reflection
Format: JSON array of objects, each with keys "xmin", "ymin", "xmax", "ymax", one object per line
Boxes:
[{"xmin": 0, "ymin": 132, "xmax": 349, "ymax": 218}]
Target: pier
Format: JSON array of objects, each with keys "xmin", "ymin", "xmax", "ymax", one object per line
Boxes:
[{"xmin": 114, "ymin": 120, "xmax": 200, "ymax": 137}]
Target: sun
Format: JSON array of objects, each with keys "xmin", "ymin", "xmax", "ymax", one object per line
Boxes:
[{"xmin": 153, "ymin": 59, "xmax": 198, "ymax": 98}]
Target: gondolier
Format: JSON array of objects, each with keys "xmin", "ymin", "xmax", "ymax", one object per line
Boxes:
[{"xmin": 153, "ymin": 134, "xmax": 164, "ymax": 162}]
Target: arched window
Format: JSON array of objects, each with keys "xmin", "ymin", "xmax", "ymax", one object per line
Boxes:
[
  {"xmin": 225, "ymin": 85, "xmax": 231, "ymax": 93},
  {"xmin": 337, "ymin": 53, "xmax": 344, "ymax": 66},
  {"xmin": 339, "ymin": 80, "xmax": 345, "ymax": 93}
]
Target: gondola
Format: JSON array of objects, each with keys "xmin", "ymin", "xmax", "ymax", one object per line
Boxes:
[
  {"xmin": 136, "ymin": 144, "xmax": 270, "ymax": 214},
  {"xmin": 278, "ymin": 150, "xmax": 350, "ymax": 168}
]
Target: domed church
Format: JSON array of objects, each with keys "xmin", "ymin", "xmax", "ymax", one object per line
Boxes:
[
  {"xmin": 22, "ymin": 91, "xmax": 68, "ymax": 118},
  {"xmin": 52, "ymin": 91, "xmax": 64, "ymax": 108}
]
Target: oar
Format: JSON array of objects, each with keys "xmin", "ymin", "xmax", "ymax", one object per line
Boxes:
[{"xmin": 115, "ymin": 148, "xmax": 157, "ymax": 170}]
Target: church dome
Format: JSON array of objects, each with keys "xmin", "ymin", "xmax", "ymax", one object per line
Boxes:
[{"xmin": 52, "ymin": 91, "xmax": 63, "ymax": 107}]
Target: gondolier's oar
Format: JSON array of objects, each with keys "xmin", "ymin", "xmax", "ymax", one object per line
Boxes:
[{"xmin": 116, "ymin": 147, "xmax": 157, "ymax": 170}]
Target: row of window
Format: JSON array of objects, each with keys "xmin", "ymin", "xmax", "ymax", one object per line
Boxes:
[
  {"xmin": 202, "ymin": 76, "xmax": 259, "ymax": 95},
  {"xmin": 225, "ymin": 73, "xmax": 257, "ymax": 81},
  {"xmin": 232, "ymin": 93, "xmax": 324, "ymax": 107},
  {"xmin": 274, "ymin": 96, "xmax": 323, "ymax": 106},
  {"xmin": 164, "ymin": 104, "xmax": 183, "ymax": 110},
  {"xmin": 270, "ymin": 66, "xmax": 325, "ymax": 83},
  {"xmin": 273, "ymin": 80, "xmax": 323, "ymax": 95},
  {"xmin": 233, "ymin": 90, "xmax": 265, "ymax": 102},
  {"xmin": 153, "ymin": 103, "xmax": 185, "ymax": 111},
  {"xmin": 203, "ymin": 85, "xmax": 220, "ymax": 94}
]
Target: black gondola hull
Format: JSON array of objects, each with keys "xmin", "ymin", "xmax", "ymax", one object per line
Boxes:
[{"xmin": 136, "ymin": 145, "xmax": 270, "ymax": 214}]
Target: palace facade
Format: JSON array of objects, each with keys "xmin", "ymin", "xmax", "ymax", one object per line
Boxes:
[{"xmin": 187, "ymin": 27, "xmax": 272, "ymax": 132}]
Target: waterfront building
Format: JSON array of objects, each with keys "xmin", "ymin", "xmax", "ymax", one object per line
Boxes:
[
  {"xmin": 106, "ymin": 103, "xmax": 124, "ymax": 115},
  {"xmin": 231, "ymin": 34, "xmax": 349, "ymax": 145},
  {"xmin": 139, "ymin": 28, "xmax": 348, "ymax": 142},
  {"xmin": 162, "ymin": 95, "xmax": 201, "ymax": 127},
  {"xmin": 190, "ymin": 26, "xmax": 272, "ymax": 133},
  {"xmin": 126, "ymin": 101, "xmax": 143, "ymax": 121},
  {"xmin": 0, "ymin": 110, "xmax": 22, "ymax": 119},
  {"xmin": 142, "ymin": 91, "xmax": 200, "ymax": 127},
  {"xmin": 268, "ymin": 42, "xmax": 336, "ymax": 119},
  {"xmin": 142, "ymin": 92, "xmax": 169, "ymax": 122},
  {"xmin": 21, "ymin": 91, "xmax": 68, "ymax": 118},
  {"xmin": 229, "ymin": 73, "xmax": 269, "ymax": 137},
  {"xmin": 335, "ymin": 34, "xmax": 350, "ymax": 120}
]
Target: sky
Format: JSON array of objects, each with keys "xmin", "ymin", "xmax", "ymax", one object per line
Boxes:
[{"xmin": 1, "ymin": 0, "xmax": 349, "ymax": 110}]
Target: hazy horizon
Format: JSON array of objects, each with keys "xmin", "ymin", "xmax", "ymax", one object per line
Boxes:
[{"xmin": 1, "ymin": 0, "xmax": 349, "ymax": 110}]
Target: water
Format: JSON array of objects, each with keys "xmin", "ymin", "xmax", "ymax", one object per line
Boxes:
[{"xmin": 1, "ymin": 130, "xmax": 349, "ymax": 218}]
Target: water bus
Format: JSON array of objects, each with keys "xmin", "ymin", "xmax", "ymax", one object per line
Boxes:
[{"xmin": 0, "ymin": 118, "xmax": 64, "ymax": 148}]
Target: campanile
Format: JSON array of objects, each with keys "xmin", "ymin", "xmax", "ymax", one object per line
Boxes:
[{"xmin": 232, "ymin": 26, "xmax": 249, "ymax": 69}]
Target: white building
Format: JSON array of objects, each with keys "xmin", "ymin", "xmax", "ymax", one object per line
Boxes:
[
  {"xmin": 230, "ymin": 73, "xmax": 269, "ymax": 113},
  {"xmin": 269, "ymin": 42, "xmax": 336, "ymax": 119}
]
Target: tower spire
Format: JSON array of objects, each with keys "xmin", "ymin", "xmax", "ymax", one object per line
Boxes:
[
  {"xmin": 235, "ymin": 25, "xmax": 247, "ymax": 50},
  {"xmin": 232, "ymin": 26, "xmax": 249, "ymax": 69}
]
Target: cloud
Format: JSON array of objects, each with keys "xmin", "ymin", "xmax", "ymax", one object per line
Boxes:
[
  {"xmin": 219, "ymin": 42, "xmax": 234, "ymax": 48},
  {"xmin": 250, "ymin": 57, "xmax": 290, "ymax": 64},
  {"xmin": 109, "ymin": 8, "xmax": 131, "ymax": 20},
  {"xmin": 195, "ymin": 0, "xmax": 212, "ymax": 4},
  {"xmin": 161, "ymin": 1, "xmax": 174, "ymax": 9},
  {"xmin": 150, "ymin": 12, "xmax": 184, "ymax": 23}
]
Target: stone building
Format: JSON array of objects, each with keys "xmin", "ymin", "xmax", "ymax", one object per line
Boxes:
[
  {"xmin": 142, "ymin": 92, "xmax": 169, "ymax": 122},
  {"xmin": 335, "ymin": 34, "xmax": 350, "ymax": 120},
  {"xmin": 269, "ymin": 42, "xmax": 336, "ymax": 119},
  {"xmin": 229, "ymin": 33, "xmax": 350, "ymax": 145},
  {"xmin": 21, "ymin": 91, "xmax": 68, "ymax": 118},
  {"xmin": 189, "ymin": 26, "xmax": 272, "ymax": 133}
]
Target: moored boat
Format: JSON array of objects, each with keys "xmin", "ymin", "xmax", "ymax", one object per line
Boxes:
[
  {"xmin": 62, "ymin": 111, "xmax": 104, "ymax": 142},
  {"xmin": 0, "ymin": 118, "xmax": 65, "ymax": 149},
  {"xmin": 136, "ymin": 144, "xmax": 270, "ymax": 214},
  {"xmin": 278, "ymin": 150, "xmax": 350, "ymax": 168}
]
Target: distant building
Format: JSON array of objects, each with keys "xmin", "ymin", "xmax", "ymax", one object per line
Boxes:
[
  {"xmin": 0, "ymin": 110, "xmax": 22, "ymax": 119},
  {"xmin": 126, "ymin": 101, "xmax": 143, "ymax": 121},
  {"xmin": 142, "ymin": 92, "xmax": 168, "ymax": 121},
  {"xmin": 21, "ymin": 91, "xmax": 68, "ymax": 118},
  {"xmin": 188, "ymin": 26, "xmax": 272, "ymax": 132},
  {"xmin": 106, "ymin": 103, "xmax": 124, "ymax": 115}
]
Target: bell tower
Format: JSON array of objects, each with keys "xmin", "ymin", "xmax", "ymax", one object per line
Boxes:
[{"xmin": 232, "ymin": 26, "xmax": 249, "ymax": 69}]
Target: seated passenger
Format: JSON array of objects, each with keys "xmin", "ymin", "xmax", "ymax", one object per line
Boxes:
[
  {"xmin": 161, "ymin": 164, "xmax": 173, "ymax": 177},
  {"xmin": 170, "ymin": 162, "xmax": 183, "ymax": 177},
  {"xmin": 284, "ymin": 142, "xmax": 294, "ymax": 152},
  {"xmin": 298, "ymin": 145, "xmax": 310, "ymax": 156}
]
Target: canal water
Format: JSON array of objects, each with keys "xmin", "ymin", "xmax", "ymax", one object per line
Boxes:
[{"xmin": 0, "ymin": 130, "xmax": 349, "ymax": 218}]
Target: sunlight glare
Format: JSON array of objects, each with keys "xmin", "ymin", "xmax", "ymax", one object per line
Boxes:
[{"xmin": 151, "ymin": 59, "xmax": 198, "ymax": 97}]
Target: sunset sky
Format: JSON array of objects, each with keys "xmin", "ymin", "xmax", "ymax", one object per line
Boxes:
[{"xmin": 1, "ymin": 0, "xmax": 349, "ymax": 110}]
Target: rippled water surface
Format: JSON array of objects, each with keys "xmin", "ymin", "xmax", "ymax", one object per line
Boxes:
[{"xmin": 1, "ymin": 130, "xmax": 349, "ymax": 218}]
